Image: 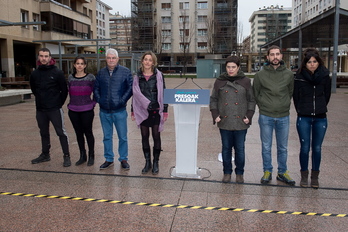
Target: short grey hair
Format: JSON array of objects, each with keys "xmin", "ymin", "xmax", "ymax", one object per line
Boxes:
[{"xmin": 105, "ymin": 48, "xmax": 118, "ymax": 57}]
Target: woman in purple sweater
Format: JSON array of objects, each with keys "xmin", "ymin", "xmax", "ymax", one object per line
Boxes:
[{"xmin": 68, "ymin": 56, "xmax": 96, "ymax": 166}]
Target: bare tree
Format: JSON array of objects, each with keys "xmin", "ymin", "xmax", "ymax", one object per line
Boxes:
[
  {"xmin": 154, "ymin": 21, "xmax": 171, "ymax": 61},
  {"xmin": 204, "ymin": 15, "xmax": 214, "ymax": 54},
  {"xmin": 178, "ymin": 10, "xmax": 195, "ymax": 75},
  {"xmin": 237, "ymin": 21, "xmax": 244, "ymax": 54}
]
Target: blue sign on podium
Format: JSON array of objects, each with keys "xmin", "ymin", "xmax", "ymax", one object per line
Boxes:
[
  {"xmin": 164, "ymin": 89, "xmax": 210, "ymax": 105},
  {"xmin": 164, "ymin": 89, "xmax": 210, "ymax": 178}
]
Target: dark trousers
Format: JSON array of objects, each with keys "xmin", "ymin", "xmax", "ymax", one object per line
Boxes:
[
  {"xmin": 68, "ymin": 109, "xmax": 95, "ymax": 153},
  {"xmin": 219, "ymin": 129, "xmax": 247, "ymax": 175},
  {"xmin": 36, "ymin": 109, "xmax": 69, "ymax": 155}
]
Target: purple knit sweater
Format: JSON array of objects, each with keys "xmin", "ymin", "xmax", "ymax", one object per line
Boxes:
[{"xmin": 68, "ymin": 73, "xmax": 96, "ymax": 112}]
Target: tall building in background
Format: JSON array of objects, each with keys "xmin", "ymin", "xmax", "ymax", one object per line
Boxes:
[
  {"xmin": 131, "ymin": 0, "xmax": 238, "ymax": 72},
  {"xmin": 96, "ymin": 0, "xmax": 112, "ymax": 46},
  {"xmin": 0, "ymin": 0, "xmax": 98, "ymax": 78},
  {"xmin": 109, "ymin": 13, "xmax": 132, "ymax": 52},
  {"xmin": 292, "ymin": 0, "xmax": 335, "ymax": 27},
  {"xmin": 249, "ymin": 5, "xmax": 292, "ymax": 52}
]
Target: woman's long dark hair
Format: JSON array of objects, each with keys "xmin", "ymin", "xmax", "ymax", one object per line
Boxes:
[
  {"xmin": 298, "ymin": 48, "xmax": 325, "ymax": 73},
  {"xmin": 72, "ymin": 56, "xmax": 87, "ymax": 75}
]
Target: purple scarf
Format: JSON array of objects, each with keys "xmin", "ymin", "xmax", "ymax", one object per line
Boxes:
[{"xmin": 132, "ymin": 69, "xmax": 165, "ymax": 132}]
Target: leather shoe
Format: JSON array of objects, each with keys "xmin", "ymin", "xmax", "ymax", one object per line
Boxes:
[
  {"xmin": 100, "ymin": 161, "xmax": 114, "ymax": 170},
  {"xmin": 121, "ymin": 160, "xmax": 130, "ymax": 170}
]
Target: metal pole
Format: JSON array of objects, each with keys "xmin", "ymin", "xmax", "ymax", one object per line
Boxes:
[
  {"xmin": 97, "ymin": 41, "xmax": 100, "ymax": 71},
  {"xmin": 339, "ymin": 51, "xmax": 342, "ymax": 73},
  {"xmin": 58, "ymin": 42, "xmax": 62, "ymax": 70},
  {"xmin": 331, "ymin": 0, "xmax": 340, "ymax": 93}
]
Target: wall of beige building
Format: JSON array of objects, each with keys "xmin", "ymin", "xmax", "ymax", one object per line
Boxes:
[{"xmin": 0, "ymin": 0, "xmax": 98, "ymax": 78}]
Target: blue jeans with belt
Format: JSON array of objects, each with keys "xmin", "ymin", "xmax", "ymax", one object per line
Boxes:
[
  {"xmin": 219, "ymin": 129, "xmax": 247, "ymax": 175},
  {"xmin": 99, "ymin": 110, "xmax": 128, "ymax": 162},
  {"xmin": 258, "ymin": 114, "xmax": 290, "ymax": 174},
  {"xmin": 296, "ymin": 116, "xmax": 327, "ymax": 171}
]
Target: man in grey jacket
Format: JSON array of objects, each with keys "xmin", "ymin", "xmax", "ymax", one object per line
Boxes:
[{"xmin": 253, "ymin": 45, "xmax": 295, "ymax": 185}]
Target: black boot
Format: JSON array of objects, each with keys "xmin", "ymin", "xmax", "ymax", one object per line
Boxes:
[
  {"xmin": 31, "ymin": 153, "xmax": 51, "ymax": 164},
  {"xmin": 63, "ymin": 154, "xmax": 71, "ymax": 167},
  {"xmin": 87, "ymin": 151, "xmax": 95, "ymax": 166},
  {"xmin": 152, "ymin": 148, "xmax": 161, "ymax": 175},
  {"xmin": 142, "ymin": 148, "xmax": 152, "ymax": 174},
  {"xmin": 75, "ymin": 151, "xmax": 87, "ymax": 166}
]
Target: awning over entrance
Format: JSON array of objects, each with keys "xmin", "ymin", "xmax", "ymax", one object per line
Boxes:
[
  {"xmin": 261, "ymin": 7, "xmax": 348, "ymax": 49},
  {"xmin": 260, "ymin": 5, "xmax": 348, "ymax": 93}
]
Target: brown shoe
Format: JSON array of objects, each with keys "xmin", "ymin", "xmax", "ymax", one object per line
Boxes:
[
  {"xmin": 222, "ymin": 174, "xmax": 231, "ymax": 183},
  {"xmin": 311, "ymin": 170, "xmax": 320, "ymax": 189},
  {"xmin": 236, "ymin": 174, "xmax": 244, "ymax": 183}
]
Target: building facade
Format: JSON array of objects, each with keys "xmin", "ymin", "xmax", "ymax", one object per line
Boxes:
[
  {"xmin": 249, "ymin": 5, "xmax": 292, "ymax": 53},
  {"xmin": 109, "ymin": 13, "xmax": 132, "ymax": 52},
  {"xmin": 292, "ymin": 0, "xmax": 336, "ymax": 27},
  {"xmin": 96, "ymin": 0, "xmax": 112, "ymax": 46},
  {"xmin": 0, "ymin": 0, "xmax": 98, "ymax": 78},
  {"xmin": 131, "ymin": 0, "xmax": 238, "ymax": 72}
]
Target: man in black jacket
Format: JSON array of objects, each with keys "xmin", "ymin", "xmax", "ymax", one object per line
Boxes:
[{"xmin": 30, "ymin": 47, "xmax": 71, "ymax": 167}]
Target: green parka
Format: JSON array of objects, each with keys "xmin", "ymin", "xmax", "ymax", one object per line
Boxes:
[{"xmin": 252, "ymin": 64, "xmax": 294, "ymax": 118}]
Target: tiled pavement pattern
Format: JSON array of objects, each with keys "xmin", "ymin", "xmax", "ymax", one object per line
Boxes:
[{"xmin": 1, "ymin": 78, "xmax": 347, "ymax": 231}]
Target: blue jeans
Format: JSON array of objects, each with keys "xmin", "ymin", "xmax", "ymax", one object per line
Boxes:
[
  {"xmin": 296, "ymin": 116, "xmax": 327, "ymax": 171},
  {"xmin": 258, "ymin": 114, "xmax": 289, "ymax": 174},
  {"xmin": 219, "ymin": 129, "xmax": 247, "ymax": 175},
  {"xmin": 99, "ymin": 110, "xmax": 128, "ymax": 162}
]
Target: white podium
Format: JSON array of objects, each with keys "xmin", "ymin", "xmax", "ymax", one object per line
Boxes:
[{"xmin": 164, "ymin": 89, "xmax": 210, "ymax": 178}]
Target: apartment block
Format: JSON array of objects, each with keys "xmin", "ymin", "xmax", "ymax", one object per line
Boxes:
[
  {"xmin": 96, "ymin": 0, "xmax": 112, "ymax": 46},
  {"xmin": 131, "ymin": 0, "xmax": 237, "ymax": 72},
  {"xmin": 249, "ymin": 5, "xmax": 292, "ymax": 53},
  {"xmin": 0, "ymin": 0, "xmax": 98, "ymax": 78},
  {"xmin": 109, "ymin": 13, "xmax": 132, "ymax": 52}
]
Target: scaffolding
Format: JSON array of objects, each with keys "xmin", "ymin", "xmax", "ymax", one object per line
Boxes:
[
  {"xmin": 213, "ymin": 0, "xmax": 238, "ymax": 55},
  {"xmin": 131, "ymin": 0, "xmax": 155, "ymax": 51}
]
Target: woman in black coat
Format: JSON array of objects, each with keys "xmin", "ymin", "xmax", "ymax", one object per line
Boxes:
[{"xmin": 293, "ymin": 48, "xmax": 331, "ymax": 189}]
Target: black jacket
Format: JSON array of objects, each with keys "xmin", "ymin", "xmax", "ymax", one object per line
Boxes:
[
  {"xmin": 293, "ymin": 65, "xmax": 331, "ymax": 117},
  {"xmin": 135, "ymin": 69, "xmax": 168, "ymax": 112},
  {"xmin": 30, "ymin": 60, "xmax": 68, "ymax": 111}
]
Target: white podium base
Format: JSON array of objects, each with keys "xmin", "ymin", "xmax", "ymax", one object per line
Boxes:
[{"xmin": 170, "ymin": 167, "xmax": 202, "ymax": 179}]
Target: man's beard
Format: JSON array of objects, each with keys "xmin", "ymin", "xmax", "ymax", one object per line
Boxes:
[{"xmin": 270, "ymin": 59, "xmax": 280, "ymax": 66}]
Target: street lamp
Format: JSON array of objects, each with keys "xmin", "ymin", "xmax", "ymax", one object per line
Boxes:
[{"xmin": 338, "ymin": 50, "xmax": 347, "ymax": 73}]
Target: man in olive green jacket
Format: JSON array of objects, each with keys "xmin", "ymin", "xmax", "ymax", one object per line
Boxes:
[{"xmin": 253, "ymin": 45, "xmax": 295, "ymax": 186}]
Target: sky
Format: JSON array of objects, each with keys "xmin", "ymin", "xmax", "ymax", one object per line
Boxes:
[{"xmin": 102, "ymin": 0, "xmax": 293, "ymax": 38}]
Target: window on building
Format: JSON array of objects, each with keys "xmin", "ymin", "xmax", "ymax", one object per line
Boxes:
[
  {"xmin": 197, "ymin": 15, "xmax": 207, "ymax": 22},
  {"xmin": 20, "ymin": 9, "xmax": 29, "ymax": 28},
  {"xmin": 197, "ymin": 2, "xmax": 208, "ymax": 9},
  {"xmin": 144, "ymin": 18, "xmax": 152, "ymax": 26},
  {"xmin": 197, "ymin": 29, "xmax": 207, "ymax": 36},
  {"xmin": 162, "ymin": 43, "xmax": 171, "ymax": 50},
  {"xmin": 162, "ymin": 30, "xmax": 172, "ymax": 36},
  {"xmin": 216, "ymin": 2, "xmax": 228, "ymax": 8},
  {"xmin": 32, "ymin": 13, "xmax": 40, "ymax": 31},
  {"xmin": 197, "ymin": 42, "xmax": 207, "ymax": 49},
  {"xmin": 179, "ymin": 16, "xmax": 189, "ymax": 22},
  {"xmin": 161, "ymin": 3, "xmax": 171, "ymax": 10},
  {"xmin": 180, "ymin": 43, "xmax": 189, "ymax": 50},
  {"xmin": 180, "ymin": 2, "xmax": 190, "ymax": 10},
  {"xmin": 179, "ymin": 29, "xmax": 190, "ymax": 36},
  {"xmin": 162, "ymin": 16, "xmax": 171, "ymax": 23}
]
